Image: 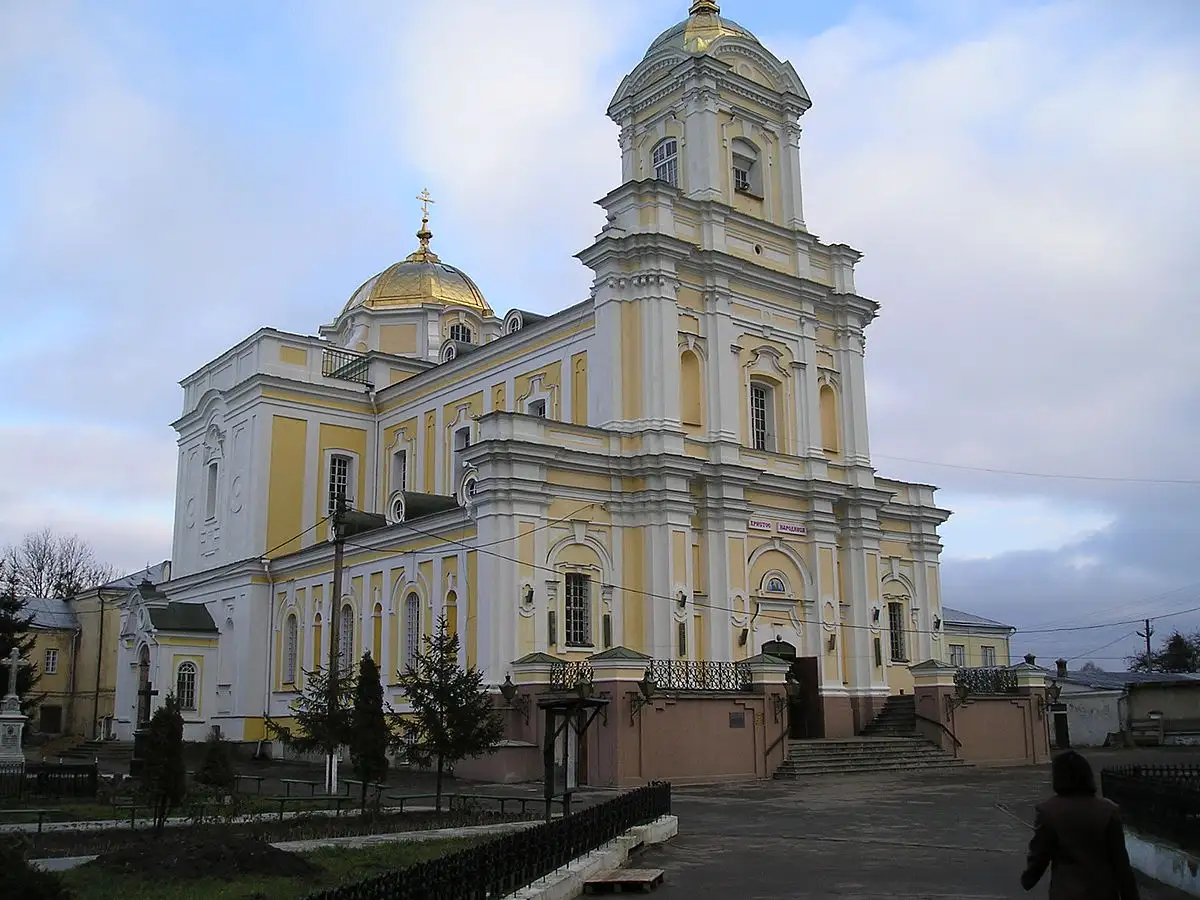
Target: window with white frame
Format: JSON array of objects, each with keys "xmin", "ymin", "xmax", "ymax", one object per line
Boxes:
[
  {"xmin": 652, "ymin": 138, "xmax": 678, "ymax": 186},
  {"xmin": 949, "ymin": 644, "xmax": 966, "ymax": 667},
  {"xmin": 176, "ymin": 661, "xmax": 198, "ymax": 710},
  {"xmin": 981, "ymin": 645, "xmax": 997, "ymax": 667},
  {"xmin": 507, "ymin": 317, "xmax": 520, "ymax": 334},
  {"xmin": 887, "ymin": 601, "xmax": 907, "ymax": 663},
  {"xmin": 44, "ymin": 648, "xmax": 58, "ymax": 675},
  {"xmin": 403, "ymin": 593, "xmax": 421, "ymax": 672},
  {"xmin": 453, "ymin": 427, "xmax": 471, "ymax": 475},
  {"xmin": 527, "ymin": 399, "xmax": 547, "ymax": 418},
  {"xmin": 328, "ymin": 454, "xmax": 353, "ymax": 515},
  {"xmin": 731, "ymin": 138, "xmax": 760, "ymax": 195},
  {"xmin": 204, "ymin": 461, "xmax": 219, "ymax": 520},
  {"xmin": 391, "ymin": 449, "xmax": 407, "ymax": 494},
  {"xmin": 449, "ymin": 323, "xmax": 473, "ymax": 344},
  {"xmin": 564, "ymin": 573, "xmax": 592, "ymax": 647},
  {"xmin": 338, "ymin": 604, "xmax": 354, "ymax": 669},
  {"xmin": 284, "ymin": 614, "xmax": 298, "ymax": 684},
  {"xmin": 749, "ymin": 381, "xmax": 776, "ymax": 452}
]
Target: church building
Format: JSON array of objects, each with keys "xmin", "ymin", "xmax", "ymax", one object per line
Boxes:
[{"xmin": 115, "ymin": 1, "xmax": 950, "ymax": 746}]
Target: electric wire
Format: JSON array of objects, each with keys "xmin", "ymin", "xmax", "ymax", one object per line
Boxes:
[{"xmin": 872, "ymin": 454, "xmax": 1200, "ymax": 486}]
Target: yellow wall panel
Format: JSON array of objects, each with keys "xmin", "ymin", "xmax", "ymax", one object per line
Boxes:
[
  {"xmin": 316, "ymin": 423, "xmax": 368, "ymax": 526},
  {"xmin": 266, "ymin": 416, "xmax": 307, "ymax": 557},
  {"xmin": 466, "ymin": 551, "xmax": 478, "ymax": 667},
  {"xmin": 279, "ymin": 345, "xmax": 307, "ymax": 366},
  {"xmin": 514, "ymin": 361, "xmax": 563, "ymax": 417},
  {"xmin": 423, "ymin": 412, "xmax": 437, "ymax": 492},
  {"xmin": 620, "ymin": 303, "xmax": 642, "ymax": 420},
  {"xmin": 379, "ymin": 324, "xmax": 418, "ymax": 355},
  {"xmin": 622, "ymin": 529, "xmax": 646, "ymax": 652},
  {"xmin": 571, "ymin": 352, "xmax": 588, "ymax": 425}
]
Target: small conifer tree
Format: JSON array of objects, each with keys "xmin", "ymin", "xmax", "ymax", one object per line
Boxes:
[
  {"xmin": 349, "ymin": 652, "xmax": 391, "ymax": 811},
  {"xmin": 142, "ymin": 694, "xmax": 187, "ymax": 835}
]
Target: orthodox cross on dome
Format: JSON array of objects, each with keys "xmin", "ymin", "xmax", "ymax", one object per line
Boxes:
[
  {"xmin": 2, "ymin": 648, "xmax": 27, "ymax": 700},
  {"xmin": 412, "ymin": 187, "xmax": 441, "ymax": 262},
  {"xmin": 690, "ymin": 0, "xmax": 720, "ymax": 14}
]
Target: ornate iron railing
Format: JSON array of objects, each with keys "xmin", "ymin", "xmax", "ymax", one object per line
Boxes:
[
  {"xmin": 302, "ymin": 781, "xmax": 672, "ymax": 900},
  {"xmin": 648, "ymin": 659, "xmax": 752, "ymax": 693},
  {"xmin": 0, "ymin": 762, "xmax": 99, "ymax": 800},
  {"xmin": 954, "ymin": 666, "xmax": 1019, "ymax": 696},
  {"xmin": 549, "ymin": 661, "xmax": 593, "ymax": 691},
  {"xmin": 1102, "ymin": 765, "xmax": 1200, "ymax": 852},
  {"xmin": 322, "ymin": 347, "xmax": 371, "ymax": 386}
]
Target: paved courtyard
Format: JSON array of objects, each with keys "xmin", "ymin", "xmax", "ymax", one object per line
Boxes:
[{"xmin": 638, "ymin": 749, "xmax": 1196, "ymax": 899}]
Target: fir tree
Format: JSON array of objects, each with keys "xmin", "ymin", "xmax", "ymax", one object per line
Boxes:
[
  {"xmin": 349, "ymin": 652, "xmax": 391, "ymax": 812},
  {"xmin": 142, "ymin": 694, "xmax": 187, "ymax": 835},
  {"xmin": 195, "ymin": 733, "xmax": 236, "ymax": 793},
  {"xmin": 0, "ymin": 561, "xmax": 39, "ymax": 709},
  {"xmin": 266, "ymin": 664, "xmax": 354, "ymax": 759},
  {"xmin": 397, "ymin": 616, "xmax": 504, "ymax": 812}
]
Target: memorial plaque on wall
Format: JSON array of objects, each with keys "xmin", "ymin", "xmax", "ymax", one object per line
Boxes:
[{"xmin": 729, "ymin": 712, "xmax": 746, "ymax": 729}]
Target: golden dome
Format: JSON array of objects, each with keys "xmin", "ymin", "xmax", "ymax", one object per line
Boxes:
[
  {"xmin": 646, "ymin": 1, "xmax": 759, "ymax": 57},
  {"xmin": 342, "ymin": 195, "xmax": 492, "ymax": 316}
]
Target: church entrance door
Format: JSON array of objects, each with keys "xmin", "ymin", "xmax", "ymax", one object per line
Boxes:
[{"xmin": 762, "ymin": 640, "xmax": 824, "ymax": 740}]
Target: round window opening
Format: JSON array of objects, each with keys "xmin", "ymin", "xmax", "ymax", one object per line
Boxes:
[
  {"xmin": 389, "ymin": 494, "xmax": 405, "ymax": 523},
  {"xmin": 754, "ymin": 244, "xmax": 763, "ymax": 255}
]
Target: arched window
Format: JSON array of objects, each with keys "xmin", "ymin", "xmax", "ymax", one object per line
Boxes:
[
  {"xmin": 652, "ymin": 138, "xmax": 678, "ymax": 186},
  {"xmin": 339, "ymin": 604, "xmax": 354, "ymax": 669},
  {"xmin": 749, "ymin": 380, "xmax": 776, "ymax": 452},
  {"xmin": 731, "ymin": 138, "xmax": 761, "ymax": 195},
  {"xmin": 507, "ymin": 317, "xmax": 520, "ymax": 334},
  {"xmin": 680, "ymin": 350, "xmax": 702, "ymax": 427},
  {"xmin": 764, "ymin": 576, "xmax": 786, "ymax": 594},
  {"xmin": 176, "ymin": 662, "xmax": 197, "ymax": 711},
  {"xmin": 403, "ymin": 593, "xmax": 421, "ymax": 672},
  {"xmin": 444, "ymin": 591, "xmax": 458, "ymax": 639},
  {"xmin": 313, "ymin": 613, "xmax": 323, "ymax": 670},
  {"xmin": 449, "ymin": 323, "xmax": 473, "ymax": 344},
  {"xmin": 820, "ymin": 384, "xmax": 840, "ymax": 453},
  {"xmin": 284, "ymin": 614, "xmax": 298, "ymax": 684},
  {"xmin": 372, "ymin": 603, "xmax": 383, "ymax": 663}
]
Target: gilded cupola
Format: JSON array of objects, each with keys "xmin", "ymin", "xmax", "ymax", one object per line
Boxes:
[{"xmin": 645, "ymin": 1, "xmax": 761, "ymax": 57}]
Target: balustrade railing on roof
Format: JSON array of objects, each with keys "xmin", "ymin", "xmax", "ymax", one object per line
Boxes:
[{"xmin": 322, "ymin": 347, "xmax": 371, "ymax": 386}]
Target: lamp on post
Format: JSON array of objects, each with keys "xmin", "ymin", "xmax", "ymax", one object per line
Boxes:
[
  {"xmin": 499, "ymin": 674, "xmax": 529, "ymax": 724},
  {"xmin": 629, "ymin": 669, "xmax": 657, "ymax": 725}
]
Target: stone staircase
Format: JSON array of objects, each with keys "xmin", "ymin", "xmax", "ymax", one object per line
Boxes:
[
  {"xmin": 861, "ymin": 693, "xmax": 918, "ymax": 737},
  {"xmin": 774, "ymin": 736, "xmax": 966, "ymax": 779}
]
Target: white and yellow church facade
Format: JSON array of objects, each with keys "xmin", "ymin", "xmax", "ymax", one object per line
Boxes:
[{"xmin": 114, "ymin": 1, "xmax": 950, "ymax": 745}]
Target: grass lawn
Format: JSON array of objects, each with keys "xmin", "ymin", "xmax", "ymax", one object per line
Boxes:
[{"xmin": 58, "ymin": 837, "xmax": 477, "ymax": 900}]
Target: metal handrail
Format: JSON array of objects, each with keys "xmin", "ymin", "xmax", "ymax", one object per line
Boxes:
[{"xmin": 915, "ymin": 711, "xmax": 962, "ymax": 749}]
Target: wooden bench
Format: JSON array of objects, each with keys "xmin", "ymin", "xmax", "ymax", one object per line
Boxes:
[
  {"xmin": 279, "ymin": 778, "xmax": 322, "ymax": 797},
  {"xmin": 342, "ymin": 779, "xmax": 386, "ymax": 805},
  {"xmin": 451, "ymin": 793, "xmax": 540, "ymax": 816},
  {"xmin": 263, "ymin": 794, "xmax": 350, "ymax": 821},
  {"xmin": 382, "ymin": 792, "xmax": 454, "ymax": 813},
  {"xmin": 235, "ymin": 773, "xmax": 266, "ymax": 794},
  {"xmin": 0, "ymin": 808, "xmax": 54, "ymax": 834},
  {"xmin": 110, "ymin": 802, "xmax": 140, "ymax": 828}
]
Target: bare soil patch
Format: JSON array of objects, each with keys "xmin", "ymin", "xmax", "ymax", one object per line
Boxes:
[{"xmin": 85, "ymin": 833, "xmax": 317, "ymax": 881}]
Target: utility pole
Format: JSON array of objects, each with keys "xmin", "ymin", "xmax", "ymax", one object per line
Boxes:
[
  {"xmin": 325, "ymin": 492, "xmax": 347, "ymax": 794},
  {"xmin": 1137, "ymin": 618, "xmax": 1155, "ymax": 664}
]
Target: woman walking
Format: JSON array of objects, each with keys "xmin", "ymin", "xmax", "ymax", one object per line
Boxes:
[{"xmin": 1021, "ymin": 750, "xmax": 1140, "ymax": 899}]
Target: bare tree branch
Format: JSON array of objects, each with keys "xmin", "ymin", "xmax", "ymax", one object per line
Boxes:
[{"xmin": 1, "ymin": 528, "xmax": 117, "ymax": 598}]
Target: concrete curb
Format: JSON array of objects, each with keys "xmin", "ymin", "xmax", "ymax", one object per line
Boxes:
[
  {"xmin": 1126, "ymin": 827, "xmax": 1200, "ymax": 897},
  {"xmin": 505, "ymin": 815, "xmax": 679, "ymax": 900}
]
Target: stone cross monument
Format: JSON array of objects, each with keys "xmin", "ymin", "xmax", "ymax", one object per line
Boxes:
[{"xmin": 0, "ymin": 648, "xmax": 29, "ymax": 771}]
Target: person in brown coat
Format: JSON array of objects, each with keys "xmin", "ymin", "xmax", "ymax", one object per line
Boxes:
[{"xmin": 1021, "ymin": 749, "xmax": 1141, "ymax": 900}]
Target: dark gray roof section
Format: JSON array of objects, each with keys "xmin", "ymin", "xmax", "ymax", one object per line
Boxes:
[
  {"xmin": 101, "ymin": 561, "xmax": 171, "ymax": 591},
  {"xmin": 401, "ymin": 491, "xmax": 462, "ymax": 520},
  {"xmin": 148, "ymin": 603, "xmax": 218, "ymax": 634},
  {"xmin": 1063, "ymin": 670, "xmax": 1200, "ymax": 691},
  {"xmin": 942, "ymin": 606, "xmax": 1014, "ymax": 630},
  {"xmin": 25, "ymin": 597, "xmax": 79, "ymax": 631},
  {"xmin": 589, "ymin": 647, "xmax": 650, "ymax": 662}
]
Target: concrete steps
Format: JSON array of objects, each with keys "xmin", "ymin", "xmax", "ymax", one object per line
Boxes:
[
  {"xmin": 861, "ymin": 694, "xmax": 919, "ymax": 737},
  {"xmin": 774, "ymin": 736, "xmax": 965, "ymax": 779}
]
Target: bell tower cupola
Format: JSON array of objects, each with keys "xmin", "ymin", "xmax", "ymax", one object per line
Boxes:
[{"xmin": 608, "ymin": 1, "xmax": 812, "ymax": 229}]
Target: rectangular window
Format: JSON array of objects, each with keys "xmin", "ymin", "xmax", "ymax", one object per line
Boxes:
[
  {"xmin": 392, "ymin": 449, "xmax": 407, "ymax": 494},
  {"xmin": 949, "ymin": 644, "xmax": 966, "ymax": 667},
  {"xmin": 981, "ymin": 645, "xmax": 997, "ymax": 667},
  {"xmin": 887, "ymin": 601, "xmax": 906, "ymax": 662},
  {"xmin": 403, "ymin": 594, "xmax": 421, "ymax": 672},
  {"xmin": 328, "ymin": 454, "xmax": 351, "ymax": 514},
  {"xmin": 453, "ymin": 427, "xmax": 471, "ymax": 476},
  {"xmin": 44, "ymin": 648, "xmax": 58, "ymax": 675},
  {"xmin": 204, "ymin": 461, "xmax": 219, "ymax": 521},
  {"xmin": 564, "ymin": 573, "xmax": 592, "ymax": 647},
  {"xmin": 734, "ymin": 166, "xmax": 751, "ymax": 193},
  {"xmin": 527, "ymin": 399, "xmax": 547, "ymax": 418},
  {"xmin": 750, "ymin": 382, "xmax": 775, "ymax": 451}
]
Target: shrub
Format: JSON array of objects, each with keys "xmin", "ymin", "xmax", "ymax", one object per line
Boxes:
[
  {"xmin": 0, "ymin": 834, "xmax": 73, "ymax": 900},
  {"xmin": 195, "ymin": 734, "xmax": 236, "ymax": 793}
]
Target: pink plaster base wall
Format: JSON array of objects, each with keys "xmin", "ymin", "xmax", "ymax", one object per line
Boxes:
[{"xmin": 914, "ymin": 683, "xmax": 1051, "ymax": 766}]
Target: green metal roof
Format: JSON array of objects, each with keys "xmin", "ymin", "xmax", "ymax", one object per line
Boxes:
[{"xmin": 148, "ymin": 603, "xmax": 218, "ymax": 634}]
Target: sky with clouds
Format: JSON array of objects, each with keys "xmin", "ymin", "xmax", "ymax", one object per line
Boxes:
[{"xmin": 2, "ymin": 0, "xmax": 1197, "ymax": 667}]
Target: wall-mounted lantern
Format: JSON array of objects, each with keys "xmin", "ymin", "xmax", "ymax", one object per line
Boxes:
[{"xmin": 499, "ymin": 674, "xmax": 529, "ymax": 724}]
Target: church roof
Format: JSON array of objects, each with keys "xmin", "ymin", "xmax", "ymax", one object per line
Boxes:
[
  {"xmin": 341, "ymin": 196, "xmax": 492, "ymax": 317},
  {"xmin": 101, "ymin": 561, "xmax": 171, "ymax": 592},
  {"xmin": 646, "ymin": 2, "xmax": 760, "ymax": 57},
  {"xmin": 148, "ymin": 603, "xmax": 218, "ymax": 634},
  {"xmin": 25, "ymin": 597, "xmax": 79, "ymax": 631},
  {"xmin": 942, "ymin": 606, "xmax": 1014, "ymax": 631}
]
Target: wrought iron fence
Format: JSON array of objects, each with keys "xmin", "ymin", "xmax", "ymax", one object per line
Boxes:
[
  {"xmin": 0, "ymin": 762, "xmax": 99, "ymax": 800},
  {"xmin": 648, "ymin": 659, "xmax": 752, "ymax": 693},
  {"xmin": 1102, "ymin": 765, "xmax": 1200, "ymax": 852},
  {"xmin": 954, "ymin": 666, "xmax": 1019, "ymax": 696},
  {"xmin": 322, "ymin": 347, "xmax": 371, "ymax": 386},
  {"xmin": 548, "ymin": 661, "xmax": 593, "ymax": 692},
  {"xmin": 302, "ymin": 781, "xmax": 672, "ymax": 900}
]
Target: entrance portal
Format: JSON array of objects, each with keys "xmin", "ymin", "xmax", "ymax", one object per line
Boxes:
[{"xmin": 761, "ymin": 640, "xmax": 824, "ymax": 740}]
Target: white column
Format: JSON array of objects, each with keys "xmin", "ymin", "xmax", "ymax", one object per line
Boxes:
[
  {"xmin": 683, "ymin": 82, "xmax": 722, "ymax": 201},
  {"xmin": 838, "ymin": 330, "xmax": 872, "ymax": 466},
  {"xmin": 781, "ymin": 120, "xmax": 806, "ymax": 229}
]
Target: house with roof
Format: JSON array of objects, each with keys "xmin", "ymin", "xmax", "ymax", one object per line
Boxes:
[
  {"xmin": 1056, "ymin": 664, "xmax": 1200, "ymax": 747},
  {"xmin": 941, "ymin": 606, "xmax": 1015, "ymax": 669},
  {"xmin": 24, "ymin": 597, "xmax": 81, "ymax": 735}
]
